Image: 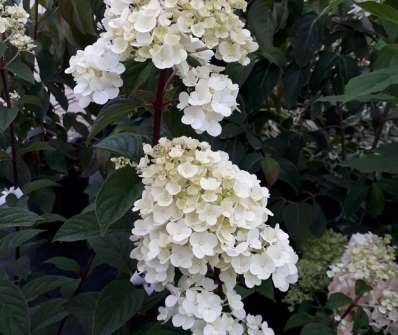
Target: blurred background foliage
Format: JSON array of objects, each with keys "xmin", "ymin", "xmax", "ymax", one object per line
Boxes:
[{"xmin": 0, "ymin": 0, "xmax": 398, "ymax": 334}]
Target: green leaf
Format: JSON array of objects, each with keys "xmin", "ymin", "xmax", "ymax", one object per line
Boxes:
[
  {"xmin": 122, "ymin": 61, "xmax": 156, "ymax": 95},
  {"xmin": 357, "ymin": 2, "xmax": 398, "ymax": 23},
  {"xmin": 353, "ymin": 306, "xmax": 369, "ymax": 332},
  {"xmin": 282, "ymin": 202, "xmax": 313, "ymax": 246},
  {"xmin": 355, "ymin": 280, "xmax": 372, "ymax": 296},
  {"xmin": 341, "ymin": 143, "xmax": 398, "ymax": 173},
  {"xmin": 0, "ymin": 106, "xmax": 18, "ymax": 133},
  {"xmin": 292, "ymin": 13, "xmax": 323, "ymax": 67},
  {"xmin": 53, "ymin": 211, "xmax": 99, "ymax": 242},
  {"xmin": 95, "ymin": 167, "xmax": 141, "ymax": 235},
  {"xmin": 327, "ymin": 293, "xmax": 352, "ymax": 311},
  {"xmin": 88, "ymin": 99, "xmax": 142, "ymax": 142},
  {"xmin": 285, "ymin": 313, "xmax": 315, "ymax": 331},
  {"xmin": 67, "ymin": 292, "xmax": 99, "ymax": 323},
  {"xmin": 344, "ymin": 67, "xmax": 398, "ymax": 102},
  {"xmin": 30, "ymin": 299, "xmax": 68, "ymax": 334},
  {"xmin": 0, "ymin": 280, "xmax": 30, "ymax": 335},
  {"xmin": 22, "ymin": 179, "xmax": 60, "ymax": 194},
  {"xmin": 261, "ymin": 156, "xmax": 280, "ymax": 187},
  {"xmin": 22, "ymin": 275, "xmax": 77, "ymax": 302},
  {"xmin": 300, "ymin": 322, "xmax": 336, "ymax": 335},
  {"xmin": 367, "ymin": 183, "xmax": 385, "ymax": 217},
  {"xmin": 0, "ymin": 229, "xmax": 43, "ymax": 256},
  {"xmin": 343, "ymin": 183, "xmax": 369, "ymax": 218},
  {"xmin": 256, "ymin": 279, "xmax": 274, "ymax": 301},
  {"xmin": 92, "ymin": 279, "xmax": 145, "ymax": 335},
  {"xmin": 7, "ymin": 62, "xmax": 34, "ymax": 83},
  {"xmin": 44, "ymin": 257, "xmax": 80, "ymax": 273},
  {"xmin": 248, "ymin": 0, "xmax": 274, "ymax": 50},
  {"xmin": 0, "ymin": 207, "xmax": 40, "ymax": 229},
  {"xmin": 17, "ymin": 142, "xmax": 54, "ymax": 156},
  {"xmin": 95, "ymin": 133, "xmax": 143, "ymax": 161},
  {"xmin": 89, "ymin": 232, "xmax": 134, "ymax": 274}
]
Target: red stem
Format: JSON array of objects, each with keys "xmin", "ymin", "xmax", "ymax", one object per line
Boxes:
[
  {"xmin": 152, "ymin": 69, "xmax": 168, "ymax": 146},
  {"xmin": 33, "ymin": 0, "xmax": 40, "ymax": 40},
  {"xmin": 55, "ymin": 250, "xmax": 96, "ymax": 335}
]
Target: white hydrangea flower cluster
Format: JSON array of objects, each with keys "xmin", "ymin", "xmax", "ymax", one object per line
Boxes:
[
  {"xmin": 177, "ymin": 64, "xmax": 239, "ymax": 136},
  {"xmin": 0, "ymin": 1, "xmax": 34, "ymax": 52},
  {"xmin": 65, "ymin": 38, "xmax": 125, "ymax": 108},
  {"xmin": 129, "ymin": 137, "xmax": 298, "ymax": 335},
  {"xmin": 102, "ymin": 0, "xmax": 258, "ymax": 67},
  {"xmin": 158, "ymin": 274, "xmax": 275, "ymax": 335},
  {"xmin": 328, "ymin": 233, "xmax": 398, "ymax": 335},
  {"xmin": 66, "ymin": 0, "xmax": 258, "ymax": 135}
]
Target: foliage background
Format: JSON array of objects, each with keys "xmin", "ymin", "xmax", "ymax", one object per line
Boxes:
[{"xmin": 0, "ymin": 0, "xmax": 398, "ymax": 334}]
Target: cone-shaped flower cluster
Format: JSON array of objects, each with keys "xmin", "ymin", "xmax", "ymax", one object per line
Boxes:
[
  {"xmin": 0, "ymin": 1, "xmax": 34, "ymax": 52},
  {"xmin": 66, "ymin": 0, "xmax": 258, "ymax": 135},
  {"xmin": 129, "ymin": 137, "xmax": 299, "ymax": 334},
  {"xmin": 328, "ymin": 233, "xmax": 398, "ymax": 335}
]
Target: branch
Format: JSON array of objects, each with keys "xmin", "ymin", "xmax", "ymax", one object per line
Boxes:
[
  {"xmin": 33, "ymin": 0, "xmax": 40, "ymax": 40},
  {"xmin": 152, "ymin": 69, "xmax": 169, "ymax": 146},
  {"xmin": 55, "ymin": 250, "xmax": 96, "ymax": 335}
]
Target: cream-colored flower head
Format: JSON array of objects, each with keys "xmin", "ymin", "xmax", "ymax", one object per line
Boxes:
[
  {"xmin": 128, "ymin": 137, "xmax": 298, "ymax": 334},
  {"xmin": 0, "ymin": 2, "xmax": 34, "ymax": 52}
]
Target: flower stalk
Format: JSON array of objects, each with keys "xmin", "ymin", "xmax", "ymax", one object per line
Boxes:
[{"xmin": 152, "ymin": 69, "xmax": 169, "ymax": 146}]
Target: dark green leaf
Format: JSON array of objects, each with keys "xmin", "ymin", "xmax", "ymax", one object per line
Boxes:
[
  {"xmin": 22, "ymin": 275, "xmax": 77, "ymax": 302},
  {"xmin": 95, "ymin": 133, "xmax": 143, "ymax": 161},
  {"xmin": 327, "ymin": 293, "xmax": 352, "ymax": 311},
  {"xmin": 344, "ymin": 183, "xmax": 369, "ymax": 218},
  {"xmin": 353, "ymin": 307, "xmax": 369, "ymax": 333},
  {"xmin": 357, "ymin": 2, "xmax": 398, "ymax": 23},
  {"xmin": 88, "ymin": 99, "xmax": 143, "ymax": 142},
  {"xmin": 256, "ymin": 279, "xmax": 274, "ymax": 301},
  {"xmin": 95, "ymin": 167, "xmax": 141, "ymax": 234},
  {"xmin": 285, "ymin": 313, "xmax": 315, "ymax": 331},
  {"xmin": 92, "ymin": 279, "xmax": 145, "ymax": 335},
  {"xmin": 0, "ymin": 106, "xmax": 18, "ymax": 133},
  {"xmin": 367, "ymin": 183, "xmax": 385, "ymax": 217},
  {"xmin": 0, "ymin": 280, "xmax": 30, "ymax": 335},
  {"xmin": 282, "ymin": 202, "xmax": 313, "ymax": 246},
  {"xmin": 44, "ymin": 257, "xmax": 80, "ymax": 273},
  {"xmin": 22, "ymin": 179, "xmax": 60, "ymax": 194},
  {"xmin": 53, "ymin": 211, "xmax": 99, "ymax": 242},
  {"xmin": 0, "ymin": 229, "xmax": 43, "ymax": 256},
  {"xmin": 30, "ymin": 299, "xmax": 68, "ymax": 333},
  {"xmin": 17, "ymin": 142, "xmax": 54, "ymax": 156},
  {"xmin": 355, "ymin": 280, "xmax": 372, "ymax": 296},
  {"xmin": 344, "ymin": 67, "xmax": 398, "ymax": 102},
  {"xmin": 0, "ymin": 208, "xmax": 40, "ymax": 229},
  {"xmin": 300, "ymin": 322, "xmax": 336, "ymax": 335},
  {"xmin": 7, "ymin": 62, "xmax": 34, "ymax": 83},
  {"xmin": 261, "ymin": 156, "xmax": 280, "ymax": 187},
  {"xmin": 341, "ymin": 143, "xmax": 398, "ymax": 173}
]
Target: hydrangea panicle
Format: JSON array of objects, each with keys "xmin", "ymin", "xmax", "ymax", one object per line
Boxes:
[
  {"xmin": 328, "ymin": 233, "xmax": 398, "ymax": 335},
  {"xmin": 125, "ymin": 137, "xmax": 299, "ymax": 334}
]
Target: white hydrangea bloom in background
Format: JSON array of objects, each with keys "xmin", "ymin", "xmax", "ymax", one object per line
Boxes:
[
  {"xmin": 125, "ymin": 137, "xmax": 299, "ymax": 335},
  {"xmin": 328, "ymin": 233, "xmax": 398, "ymax": 335},
  {"xmin": 0, "ymin": 1, "xmax": 34, "ymax": 52},
  {"xmin": 65, "ymin": 38, "xmax": 125, "ymax": 108},
  {"xmin": 0, "ymin": 187, "xmax": 23, "ymax": 206}
]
